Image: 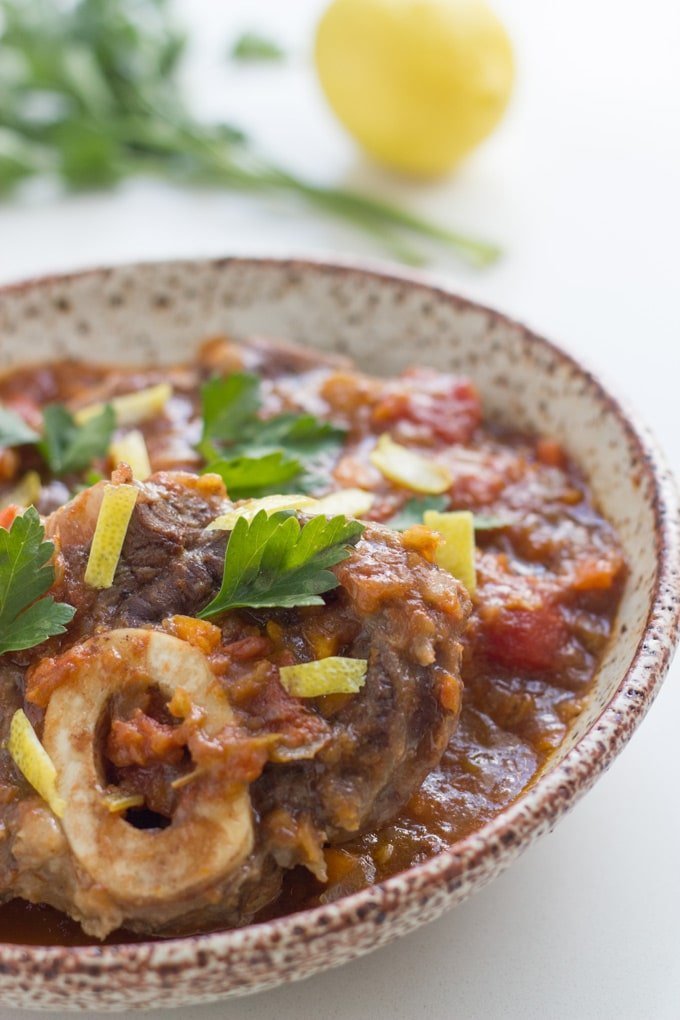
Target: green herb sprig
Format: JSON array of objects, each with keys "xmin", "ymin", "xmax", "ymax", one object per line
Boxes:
[
  {"xmin": 200, "ymin": 372, "xmax": 345, "ymax": 498},
  {"xmin": 1, "ymin": 398, "xmax": 114, "ymax": 479},
  {"xmin": 386, "ymin": 495, "xmax": 449, "ymax": 530},
  {"xmin": 386, "ymin": 496, "xmax": 511, "ymax": 532},
  {"xmin": 207, "ymin": 451, "xmax": 303, "ymax": 501},
  {"xmin": 0, "ymin": 0, "xmax": 499, "ymax": 266},
  {"xmin": 0, "ymin": 507, "xmax": 75, "ymax": 654},
  {"xmin": 198, "ymin": 509, "xmax": 364, "ymax": 618},
  {"xmin": 38, "ymin": 404, "xmax": 115, "ymax": 476}
]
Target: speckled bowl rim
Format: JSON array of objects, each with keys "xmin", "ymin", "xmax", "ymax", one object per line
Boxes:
[{"xmin": 0, "ymin": 256, "xmax": 678, "ymax": 1003}]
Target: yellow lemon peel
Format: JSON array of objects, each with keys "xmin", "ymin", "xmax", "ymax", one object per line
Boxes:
[
  {"xmin": 0, "ymin": 470, "xmax": 41, "ymax": 510},
  {"xmin": 109, "ymin": 430, "xmax": 152, "ymax": 481},
  {"xmin": 370, "ymin": 434, "xmax": 452, "ymax": 494},
  {"xmin": 312, "ymin": 488, "xmax": 375, "ymax": 518},
  {"xmin": 75, "ymin": 383, "xmax": 172, "ymax": 428},
  {"xmin": 8, "ymin": 709, "xmax": 65, "ymax": 818},
  {"xmin": 423, "ymin": 508, "xmax": 476, "ymax": 593},
  {"xmin": 101, "ymin": 792, "xmax": 145, "ymax": 814},
  {"xmin": 207, "ymin": 494, "xmax": 317, "ymax": 531},
  {"xmin": 279, "ymin": 657, "xmax": 368, "ymax": 697},
  {"xmin": 208, "ymin": 489, "xmax": 375, "ymax": 532},
  {"xmin": 84, "ymin": 483, "xmax": 138, "ymax": 588}
]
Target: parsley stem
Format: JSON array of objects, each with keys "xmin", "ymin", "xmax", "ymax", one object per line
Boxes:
[
  {"xmin": 180, "ymin": 134, "xmax": 500, "ymax": 267},
  {"xmin": 261, "ymin": 166, "xmax": 501, "ymax": 267}
]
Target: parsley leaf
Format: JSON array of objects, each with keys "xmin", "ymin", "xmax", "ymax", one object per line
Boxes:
[
  {"xmin": 231, "ymin": 32, "xmax": 285, "ymax": 62},
  {"xmin": 386, "ymin": 497, "xmax": 512, "ymax": 532},
  {"xmin": 200, "ymin": 373, "xmax": 260, "ymax": 449},
  {"xmin": 0, "ymin": 507, "xmax": 75, "ymax": 654},
  {"xmin": 0, "ymin": 405, "xmax": 40, "ymax": 447},
  {"xmin": 199, "ymin": 374, "xmax": 346, "ymax": 498},
  {"xmin": 207, "ymin": 452, "xmax": 302, "ymax": 501},
  {"xmin": 39, "ymin": 403, "xmax": 115, "ymax": 475},
  {"xmin": 198, "ymin": 510, "xmax": 364, "ymax": 618},
  {"xmin": 386, "ymin": 495, "xmax": 449, "ymax": 530},
  {"xmin": 245, "ymin": 413, "xmax": 346, "ymax": 459}
]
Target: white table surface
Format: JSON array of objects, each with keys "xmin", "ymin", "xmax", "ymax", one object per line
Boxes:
[{"xmin": 0, "ymin": 1, "xmax": 679, "ymax": 1017}]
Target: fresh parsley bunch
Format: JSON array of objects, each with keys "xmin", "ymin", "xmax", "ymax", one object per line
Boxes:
[{"xmin": 0, "ymin": 0, "xmax": 499, "ymax": 266}]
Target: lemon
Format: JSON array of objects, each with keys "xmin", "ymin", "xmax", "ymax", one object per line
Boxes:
[{"xmin": 315, "ymin": 0, "xmax": 514, "ymax": 177}]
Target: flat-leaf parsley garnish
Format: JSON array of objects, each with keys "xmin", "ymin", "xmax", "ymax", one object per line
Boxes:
[
  {"xmin": 39, "ymin": 403, "xmax": 115, "ymax": 476},
  {"xmin": 386, "ymin": 496, "xmax": 511, "ymax": 533},
  {"xmin": 199, "ymin": 373, "xmax": 346, "ymax": 497},
  {"xmin": 198, "ymin": 509, "xmax": 364, "ymax": 618},
  {"xmin": 205, "ymin": 452, "xmax": 303, "ymax": 501},
  {"xmin": 0, "ymin": 507, "xmax": 75, "ymax": 654},
  {"xmin": 385, "ymin": 495, "xmax": 449, "ymax": 530},
  {"xmin": 199, "ymin": 373, "xmax": 261, "ymax": 453}
]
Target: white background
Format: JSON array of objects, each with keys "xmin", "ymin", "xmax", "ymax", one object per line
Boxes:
[{"xmin": 0, "ymin": 1, "xmax": 679, "ymax": 1017}]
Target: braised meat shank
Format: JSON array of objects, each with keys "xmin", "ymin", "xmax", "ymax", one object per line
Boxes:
[{"xmin": 0, "ymin": 473, "xmax": 469, "ymax": 937}]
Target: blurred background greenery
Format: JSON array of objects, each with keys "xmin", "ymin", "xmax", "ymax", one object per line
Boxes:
[{"xmin": 0, "ymin": 0, "xmax": 515, "ymax": 266}]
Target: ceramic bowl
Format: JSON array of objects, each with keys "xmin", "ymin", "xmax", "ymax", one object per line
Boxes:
[{"xmin": 0, "ymin": 257, "xmax": 678, "ymax": 1012}]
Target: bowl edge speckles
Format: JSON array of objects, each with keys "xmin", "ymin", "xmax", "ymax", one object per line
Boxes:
[{"xmin": 0, "ymin": 256, "xmax": 678, "ymax": 1012}]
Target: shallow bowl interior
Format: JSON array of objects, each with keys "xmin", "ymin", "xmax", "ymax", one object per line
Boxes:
[{"xmin": 0, "ymin": 257, "xmax": 677, "ymax": 1012}]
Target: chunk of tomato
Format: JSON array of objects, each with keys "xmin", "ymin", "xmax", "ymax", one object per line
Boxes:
[
  {"xmin": 483, "ymin": 604, "xmax": 567, "ymax": 672},
  {"xmin": 0, "ymin": 504, "xmax": 20, "ymax": 530},
  {"xmin": 372, "ymin": 369, "xmax": 482, "ymax": 444}
]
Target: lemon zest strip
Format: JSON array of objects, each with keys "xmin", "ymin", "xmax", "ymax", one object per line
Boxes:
[
  {"xmin": 312, "ymin": 488, "xmax": 375, "ymax": 518},
  {"xmin": 75, "ymin": 383, "xmax": 172, "ymax": 428},
  {"xmin": 423, "ymin": 508, "xmax": 477, "ymax": 593},
  {"xmin": 84, "ymin": 483, "xmax": 138, "ymax": 589},
  {"xmin": 370, "ymin": 434, "xmax": 452, "ymax": 494},
  {"xmin": 279, "ymin": 657, "xmax": 368, "ymax": 697},
  {"xmin": 8, "ymin": 709, "xmax": 65, "ymax": 818},
  {"xmin": 109, "ymin": 430, "xmax": 152, "ymax": 481},
  {"xmin": 0, "ymin": 471, "xmax": 41, "ymax": 511},
  {"xmin": 207, "ymin": 494, "xmax": 317, "ymax": 531},
  {"xmin": 101, "ymin": 792, "xmax": 145, "ymax": 814}
]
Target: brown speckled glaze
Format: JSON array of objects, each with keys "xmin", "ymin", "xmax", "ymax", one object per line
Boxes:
[{"xmin": 0, "ymin": 257, "xmax": 678, "ymax": 1012}]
